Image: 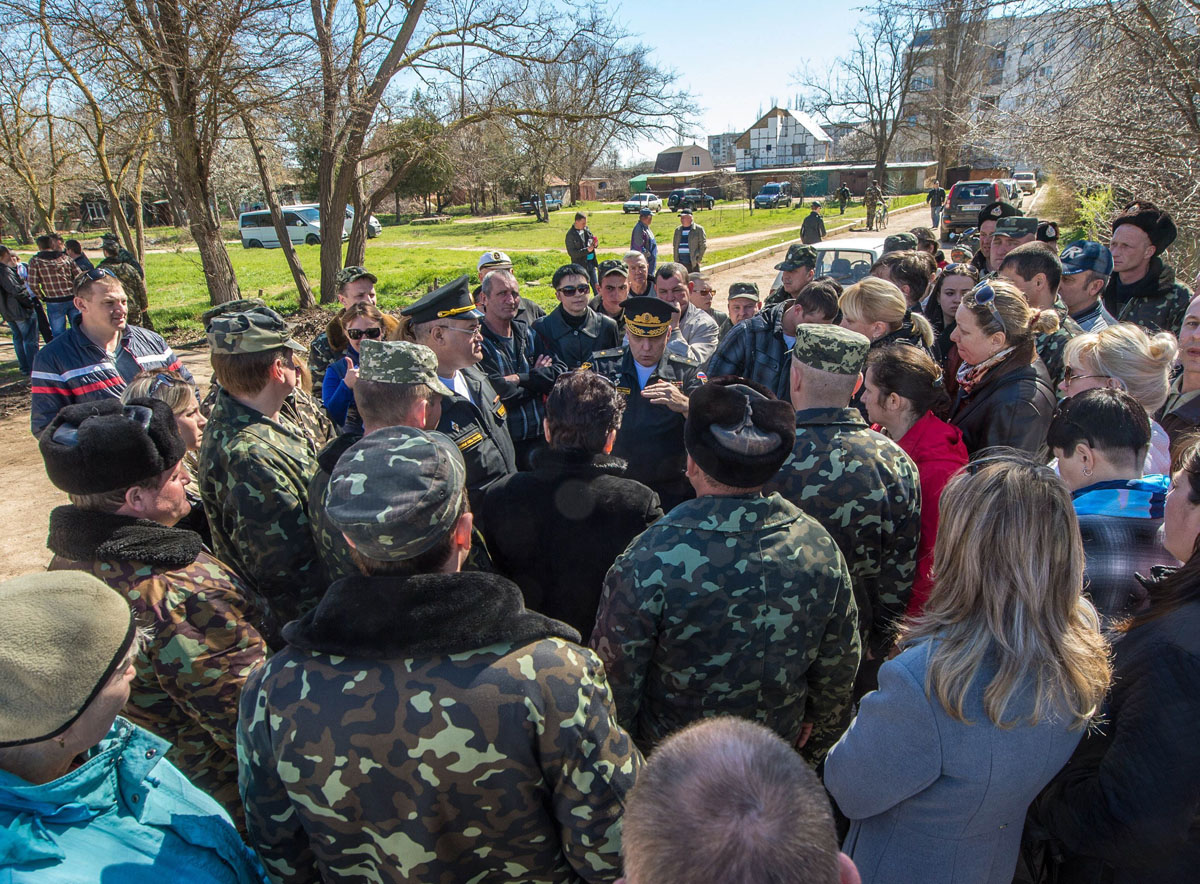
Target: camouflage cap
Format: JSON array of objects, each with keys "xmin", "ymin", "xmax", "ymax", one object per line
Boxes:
[
  {"xmin": 207, "ymin": 305, "xmax": 305, "ymax": 355},
  {"xmin": 336, "ymin": 266, "xmax": 377, "ymax": 290},
  {"xmin": 325, "ymin": 425, "xmax": 467, "ymax": 561},
  {"xmin": 791, "ymin": 323, "xmax": 870, "ymax": 375},
  {"xmin": 200, "ymin": 298, "xmax": 268, "ymax": 332},
  {"xmin": 775, "ymin": 243, "xmax": 818, "ymax": 271},
  {"xmin": 883, "ymin": 232, "xmax": 918, "ymax": 254},
  {"xmin": 728, "ymin": 282, "xmax": 761, "ymax": 301},
  {"xmin": 598, "ymin": 258, "xmax": 629, "ymax": 278},
  {"xmin": 358, "ymin": 340, "xmax": 454, "ymax": 397},
  {"xmin": 993, "ymin": 216, "xmax": 1039, "ymax": 239}
]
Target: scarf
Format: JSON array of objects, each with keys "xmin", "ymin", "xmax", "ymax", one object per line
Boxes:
[{"xmin": 955, "ymin": 345, "xmax": 1016, "ymax": 396}]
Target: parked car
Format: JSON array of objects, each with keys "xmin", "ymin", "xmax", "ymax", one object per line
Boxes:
[
  {"xmin": 674, "ymin": 188, "xmax": 715, "ymax": 211},
  {"xmin": 999, "ymin": 178, "xmax": 1024, "ymax": 209},
  {"xmin": 771, "ymin": 236, "xmax": 886, "ymax": 291},
  {"xmin": 754, "ymin": 182, "xmax": 792, "ymax": 209},
  {"xmin": 1013, "ymin": 171, "xmax": 1037, "ymax": 193},
  {"xmin": 239, "ymin": 206, "xmax": 347, "ymax": 249},
  {"xmin": 623, "ymin": 193, "xmax": 663, "ymax": 214},
  {"xmin": 940, "ymin": 179, "xmax": 1007, "ymax": 238},
  {"xmin": 518, "ymin": 194, "xmax": 564, "ymax": 214},
  {"xmin": 297, "ymin": 203, "xmax": 383, "ymax": 239}
]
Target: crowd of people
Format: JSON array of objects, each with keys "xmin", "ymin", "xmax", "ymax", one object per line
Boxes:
[{"xmin": 2, "ymin": 192, "xmax": 1199, "ymax": 884}]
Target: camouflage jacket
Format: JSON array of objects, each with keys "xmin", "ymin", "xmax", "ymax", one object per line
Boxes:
[
  {"xmin": 201, "ymin": 381, "xmax": 333, "ymax": 449},
  {"xmin": 98, "ymin": 256, "xmax": 151, "ymax": 329},
  {"xmin": 307, "ymin": 431, "xmax": 495, "ymax": 585},
  {"xmin": 1035, "ymin": 299, "xmax": 1083, "ymax": 388},
  {"xmin": 308, "ymin": 329, "xmax": 337, "ymax": 396},
  {"xmin": 764, "ymin": 407, "xmax": 921, "ymax": 657},
  {"xmin": 198, "ymin": 388, "xmax": 323, "ymax": 649},
  {"xmin": 590, "ymin": 492, "xmax": 861, "ymax": 761},
  {"xmin": 1102, "ymin": 256, "xmax": 1193, "ymax": 335},
  {"xmin": 238, "ymin": 570, "xmax": 641, "ymax": 884},
  {"xmin": 45, "ymin": 505, "xmax": 266, "ymax": 823}
]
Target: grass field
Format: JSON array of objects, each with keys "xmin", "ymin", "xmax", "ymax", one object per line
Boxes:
[{"xmin": 5, "ymin": 194, "xmax": 924, "ymax": 340}]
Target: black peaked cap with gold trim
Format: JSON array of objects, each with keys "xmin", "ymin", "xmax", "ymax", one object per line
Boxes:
[
  {"xmin": 400, "ymin": 274, "xmax": 484, "ymax": 324},
  {"xmin": 624, "ymin": 296, "xmax": 676, "ymax": 338}
]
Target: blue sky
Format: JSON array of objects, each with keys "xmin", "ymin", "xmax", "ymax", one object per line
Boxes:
[{"xmin": 614, "ymin": 0, "xmax": 871, "ymax": 160}]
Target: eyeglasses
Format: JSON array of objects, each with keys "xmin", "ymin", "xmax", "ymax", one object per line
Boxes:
[
  {"xmin": 439, "ymin": 324, "xmax": 482, "ymax": 337},
  {"xmin": 556, "ymin": 285, "xmax": 590, "ymax": 296},
  {"xmin": 969, "ymin": 282, "xmax": 1006, "ymax": 333},
  {"xmin": 346, "ymin": 327, "xmax": 383, "ymax": 341},
  {"xmin": 72, "ymin": 267, "xmax": 117, "ymax": 292},
  {"xmin": 51, "ymin": 404, "xmax": 152, "ymax": 447}
]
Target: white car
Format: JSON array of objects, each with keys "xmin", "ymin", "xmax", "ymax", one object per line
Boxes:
[
  {"xmin": 771, "ymin": 236, "xmax": 887, "ymax": 292},
  {"xmin": 622, "ymin": 193, "xmax": 662, "ymax": 214},
  {"xmin": 1014, "ymin": 171, "xmax": 1037, "ymax": 193}
]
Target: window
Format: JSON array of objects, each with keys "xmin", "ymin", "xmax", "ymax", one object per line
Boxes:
[
  {"xmin": 1043, "ymin": 38, "xmax": 1056, "ymax": 54},
  {"xmin": 913, "ymin": 75, "xmax": 934, "ymax": 92},
  {"xmin": 691, "ymin": 156, "xmax": 700, "ymax": 166},
  {"xmin": 1038, "ymin": 65, "xmax": 1053, "ymax": 81},
  {"xmin": 1022, "ymin": 41, "xmax": 1034, "ymax": 55},
  {"xmin": 912, "ymin": 30, "xmax": 932, "ymax": 48}
]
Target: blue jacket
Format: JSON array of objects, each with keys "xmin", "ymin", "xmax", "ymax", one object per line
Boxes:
[
  {"xmin": 825, "ymin": 639, "xmax": 1086, "ymax": 884},
  {"xmin": 0, "ymin": 718, "xmax": 265, "ymax": 883},
  {"xmin": 30, "ymin": 324, "xmax": 193, "ymax": 435},
  {"xmin": 320, "ymin": 346, "xmax": 361, "ymax": 435}
]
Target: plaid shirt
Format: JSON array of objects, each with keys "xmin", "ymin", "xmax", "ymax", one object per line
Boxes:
[{"xmin": 27, "ymin": 250, "xmax": 78, "ymax": 303}]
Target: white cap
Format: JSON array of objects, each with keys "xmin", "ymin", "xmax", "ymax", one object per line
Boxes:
[{"xmin": 477, "ymin": 250, "xmax": 513, "ymax": 273}]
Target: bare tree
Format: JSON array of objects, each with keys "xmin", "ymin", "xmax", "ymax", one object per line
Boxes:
[{"xmin": 798, "ymin": 3, "xmax": 927, "ymax": 187}]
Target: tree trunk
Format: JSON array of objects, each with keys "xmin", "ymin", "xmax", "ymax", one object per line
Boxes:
[
  {"xmin": 2, "ymin": 201, "xmax": 33, "ymax": 244},
  {"xmin": 131, "ymin": 145, "xmax": 150, "ymax": 263},
  {"xmin": 317, "ymin": 148, "xmax": 355, "ymax": 304},
  {"xmin": 345, "ymin": 172, "xmax": 369, "ymax": 268},
  {"xmin": 173, "ymin": 132, "xmax": 239, "ymax": 304},
  {"xmin": 241, "ymin": 113, "xmax": 315, "ymax": 309}
]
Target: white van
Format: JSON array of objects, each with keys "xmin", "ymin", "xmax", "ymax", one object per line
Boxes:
[{"xmin": 239, "ymin": 206, "xmax": 347, "ymax": 249}]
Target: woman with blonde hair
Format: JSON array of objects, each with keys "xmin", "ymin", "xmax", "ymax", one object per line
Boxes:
[
  {"xmin": 948, "ymin": 279, "xmax": 1059, "ymax": 457},
  {"xmin": 839, "ymin": 276, "xmax": 935, "ymax": 354},
  {"xmin": 1059, "ymin": 323, "xmax": 1177, "ymax": 474},
  {"xmin": 825, "ymin": 453, "xmax": 1110, "ymax": 884}
]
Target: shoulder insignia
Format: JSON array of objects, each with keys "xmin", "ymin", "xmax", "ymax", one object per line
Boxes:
[
  {"xmin": 667, "ymin": 353, "xmax": 700, "ymax": 367},
  {"xmin": 456, "ymin": 432, "xmax": 484, "ymax": 451},
  {"xmin": 615, "ymin": 386, "xmax": 631, "ymax": 396},
  {"xmin": 496, "ymin": 403, "xmax": 507, "ymax": 418},
  {"xmin": 591, "ymin": 347, "xmax": 626, "ymax": 359}
]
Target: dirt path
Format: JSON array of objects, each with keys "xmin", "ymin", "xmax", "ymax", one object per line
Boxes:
[{"xmin": 0, "ymin": 202, "xmax": 927, "ymax": 578}]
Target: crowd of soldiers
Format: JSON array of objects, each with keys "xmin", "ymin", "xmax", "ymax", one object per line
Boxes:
[{"xmin": 3, "ymin": 186, "xmax": 1200, "ymax": 883}]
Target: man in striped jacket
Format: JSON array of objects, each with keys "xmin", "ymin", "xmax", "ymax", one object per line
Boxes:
[{"xmin": 30, "ymin": 268, "xmax": 192, "ymax": 435}]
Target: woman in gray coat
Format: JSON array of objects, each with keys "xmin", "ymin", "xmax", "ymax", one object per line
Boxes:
[{"xmin": 825, "ymin": 453, "xmax": 1111, "ymax": 884}]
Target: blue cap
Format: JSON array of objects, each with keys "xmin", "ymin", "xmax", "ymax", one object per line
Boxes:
[{"xmin": 1059, "ymin": 240, "xmax": 1113, "ymax": 277}]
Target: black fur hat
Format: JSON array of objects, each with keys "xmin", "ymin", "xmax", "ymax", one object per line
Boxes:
[
  {"xmin": 1111, "ymin": 200, "xmax": 1177, "ymax": 254},
  {"xmin": 40, "ymin": 397, "xmax": 186, "ymax": 494},
  {"xmin": 685, "ymin": 377, "xmax": 795, "ymax": 488}
]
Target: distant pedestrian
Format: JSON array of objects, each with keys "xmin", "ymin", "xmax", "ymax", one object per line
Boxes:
[
  {"xmin": 565, "ymin": 212, "xmax": 599, "ymax": 292},
  {"xmin": 0, "ymin": 246, "xmax": 39, "ymax": 375},
  {"xmin": 100, "ymin": 232, "xmax": 143, "ymax": 279},
  {"xmin": 27, "ymin": 233, "xmax": 78, "ymax": 337},
  {"xmin": 926, "ymin": 179, "xmax": 947, "ymax": 229},
  {"xmin": 671, "ymin": 208, "xmax": 706, "ymax": 272},
  {"xmin": 631, "ymin": 207, "xmax": 658, "ymax": 277},
  {"xmin": 864, "ymin": 180, "xmax": 883, "ymax": 231},
  {"xmin": 97, "ymin": 239, "xmax": 152, "ymax": 330},
  {"xmin": 837, "ymin": 184, "xmax": 851, "ymax": 215},
  {"xmin": 63, "ymin": 239, "xmax": 93, "ymax": 273},
  {"xmin": 801, "ymin": 202, "xmax": 826, "ymax": 244}
]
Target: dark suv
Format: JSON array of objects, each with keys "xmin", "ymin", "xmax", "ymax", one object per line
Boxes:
[
  {"xmin": 670, "ymin": 188, "xmax": 715, "ymax": 211},
  {"xmin": 941, "ymin": 180, "xmax": 1006, "ymax": 238}
]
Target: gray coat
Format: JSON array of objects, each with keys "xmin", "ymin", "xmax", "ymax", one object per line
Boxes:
[{"xmin": 824, "ymin": 638, "xmax": 1086, "ymax": 884}]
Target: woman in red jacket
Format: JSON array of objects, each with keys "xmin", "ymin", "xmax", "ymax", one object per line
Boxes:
[{"xmin": 862, "ymin": 344, "xmax": 969, "ymax": 615}]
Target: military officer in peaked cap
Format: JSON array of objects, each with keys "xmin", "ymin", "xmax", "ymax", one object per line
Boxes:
[
  {"xmin": 584, "ymin": 296, "xmax": 707, "ymax": 510},
  {"xmin": 400, "ymin": 275, "xmax": 516, "ymax": 518}
]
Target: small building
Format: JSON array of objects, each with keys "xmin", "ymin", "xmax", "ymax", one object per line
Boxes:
[
  {"xmin": 653, "ymin": 144, "xmax": 714, "ymax": 174},
  {"xmin": 735, "ymin": 108, "xmax": 832, "ymax": 171},
  {"xmin": 546, "ymin": 176, "xmax": 570, "ymax": 201},
  {"xmin": 707, "ymin": 132, "xmax": 740, "ymax": 166},
  {"xmin": 579, "ymin": 177, "xmax": 618, "ymax": 201}
]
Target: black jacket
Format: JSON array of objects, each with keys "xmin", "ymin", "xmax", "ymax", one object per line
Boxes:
[
  {"xmin": 479, "ymin": 318, "xmax": 563, "ymax": 444},
  {"xmin": 1037, "ymin": 592, "xmax": 1200, "ymax": 883},
  {"xmin": 532, "ymin": 306, "xmax": 620, "ymax": 370},
  {"xmin": 949, "ymin": 349, "xmax": 1056, "ymax": 459},
  {"xmin": 479, "ymin": 449, "xmax": 662, "ymax": 640},
  {"xmin": 0, "ymin": 263, "xmax": 34, "ymax": 325},
  {"xmin": 565, "ymin": 227, "xmax": 595, "ymax": 267},
  {"xmin": 437, "ymin": 365, "xmax": 518, "ymax": 514}
]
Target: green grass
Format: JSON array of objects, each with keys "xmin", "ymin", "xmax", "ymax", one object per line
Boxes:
[{"xmin": 2, "ymin": 193, "xmax": 927, "ymax": 341}]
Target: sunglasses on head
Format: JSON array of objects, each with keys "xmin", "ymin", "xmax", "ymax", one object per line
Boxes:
[
  {"xmin": 969, "ymin": 282, "xmax": 1007, "ymax": 332},
  {"xmin": 73, "ymin": 267, "xmax": 117, "ymax": 292},
  {"xmin": 346, "ymin": 327, "xmax": 383, "ymax": 341},
  {"xmin": 148, "ymin": 373, "xmax": 180, "ymax": 397}
]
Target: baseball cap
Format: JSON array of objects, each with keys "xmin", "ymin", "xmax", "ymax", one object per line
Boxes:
[
  {"xmin": 639, "ymin": 207, "xmax": 653, "ymax": 217},
  {"xmin": 992, "ymin": 216, "xmax": 1039, "ymax": 239},
  {"xmin": 775, "ymin": 244, "xmax": 817, "ymax": 271},
  {"xmin": 728, "ymin": 282, "xmax": 760, "ymax": 301},
  {"xmin": 358, "ymin": 340, "xmax": 454, "ymax": 397},
  {"xmin": 598, "ymin": 259, "xmax": 629, "ymax": 278},
  {"xmin": 883, "ymin": 232, "xmax": 918, "ymax": 254},
  {"xmin": 1059, "ymin": 241, "xmax": 1114, "ymax": 277},
  {"xmin": 207, "ymin": 305, "xmax": 305, "ymax": 355},
  {"xmin": 325, "ymin": 426, "xmax": 467, "ymax": 561},
  {"xmin": 336, "ymin": 266, "xmax": 377, "ymax": 289}
]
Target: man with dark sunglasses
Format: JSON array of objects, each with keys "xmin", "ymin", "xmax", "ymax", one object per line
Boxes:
[
  {"xmin": 30, "ymin": 269, "xmax": 192, "ymax": 435},
  {"xmin": 533, "ymin": 263, "xmax": 620, "ymax": 370}
]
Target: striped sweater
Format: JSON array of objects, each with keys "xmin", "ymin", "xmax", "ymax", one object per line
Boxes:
[{"xmin": 31, "ymin": 324, "xmax": 193, "ymax": 435}]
